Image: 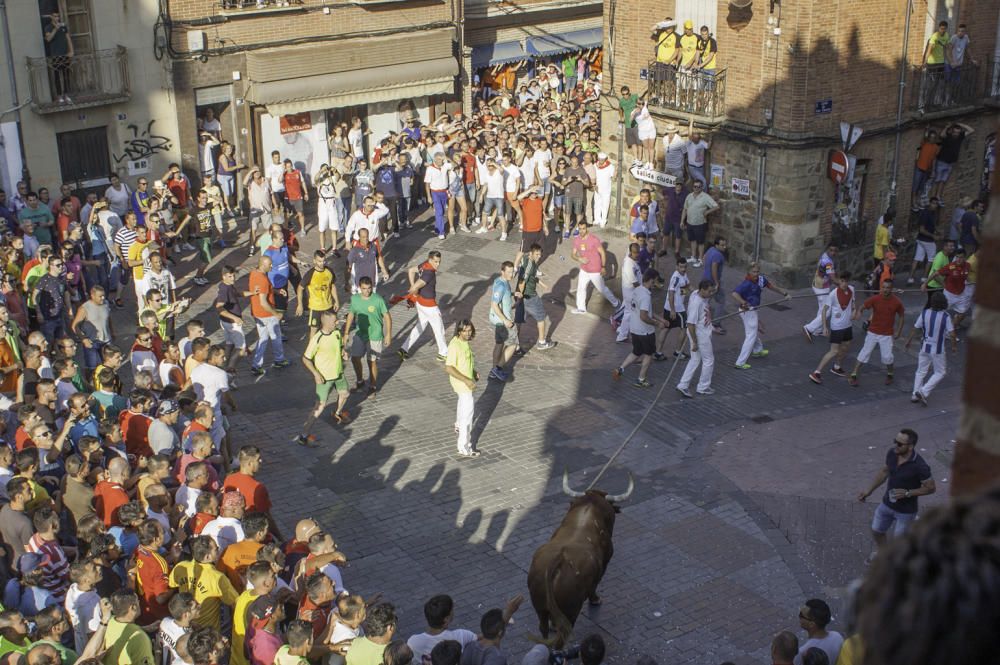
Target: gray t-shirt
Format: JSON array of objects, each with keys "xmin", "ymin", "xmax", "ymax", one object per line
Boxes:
[
  {"xmin": 562, "ymin": 166, "xmax": 590, "ymax": 199},
  {"xmin": 0, "ymin": 504, "xmax": 34, "ymax": 565},
  {"xmin": 794, "ymin": 632, "xmax": 845, "ymax": 665},
  {"xmin": 461, "ymin": 641, "xmax": 507, "ymax": 665},
  {"xmin": 148, "ymin": 418, "xmax": 180, "ymax": 456}
]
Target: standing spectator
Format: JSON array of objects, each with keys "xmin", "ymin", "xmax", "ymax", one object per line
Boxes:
[
  {"xmin": 857, "ymin": 428, "xmax": 936, "ymax": 554},
  {"xmin": 34, "ymin": 255, "xmax": 71, "ymax": 343},
  {"xmin": 920, "ymin": 21, "xmax": 950, "ymax": 107},
  {"xmin": 223, "ymin": 445, "xmax": 283, "ymax": 539},
  {"xmin": 675, "ymin": 279, "xmax": 715, "ymax": 398},
  {"xmin": 631, "ymin": 101, "xmax": 657, "ymax": 167},
  {"xmin": 958, "ymin": 198, "xmax": 983, "ymax": 252},
  {"xmin": 661, "ymin": 122, "xmax": 686, "ymax": 179},
  {"xmin": 0, "ymin": 477, "xmax": 35, "ymax": 566},
  {"xmin": 925, "ymin": 246, "xmax": 971, "ymax": 330},
  {"xmin": 570, "ymin": 221, "xmax": 619, "ymax": 314},
  {"xmin": 249, "ymin": 255, "xmax": 289, "ymax": 376},
  {"xmin": 488, "ymin": 261, "xmax": 517, "ymax": 382},
  {"xmin": 168, "ymin": 536, "xmax": 239, "ymax": 630},
  {"xmin": 930, "ymin": 123, "xmax": 972, "ymax": 199},
  {"xmin": 102, "ymin": 589, "xmax": 155, "ymax": 664},
  {"xmin": 18, "ymin": 192, "xmax": 56, "ymax": 246},
  {"xmin": 680, "ymin": 180, "xmax": 718, "ymax": 267},
  {"xmin": 873, "ymin": 209, "xmax": 893, "ymax": 264},
  {"xmin": 793, "ymin": 599, "xmax": 844, "ymax": 665},
  {"xmin": 910, "ymin": 130, "xmax": 939, "ymax": 211},
  {"xmin": 905, "ymin": 291, "xmax": 956, "ymax": 405},
  {"xmin": 283, "ymin": 159, "xmax": 309, "ymax": 235},
  {"xmin": 848, "ymin": 279, "xmax": 905, "ymax": 386},
  {"xmin": 907, "ymin": 198, "xmax": 940, "ymax": 284},
  {"xmin": 346, "ymin": 603, "xmax": 396, "ymax": 665},
  {"xmin": 701, "ymin": 236, "xmax": 727, "ymax": 333},
  {"xmin": 808, "ymin": 273, "xmax": 858, "ymax": 384},
  {"xmin": 104, "ymin": 174, "xmax": 132, "ymax": 218},
  {"xmin": 445, "ymin": 320, "xmax": 479, "ymax": 458},
  {"xmin": 514, "ymin": 244, "xmax": 552, "ymax": 350},
  {"xmin": 42, "ymin": 11, "xmax": 74, "ymax": 104},
  {"xmin": 685, "ymin": 127, "xmax": 710, "ymax": 187},
  {"xmin": 244, "ymin": 167, "xmax": 276, "ymax": 257},
  {"xmin": 592, "ymin": 153, "xmax": 615, "ymax": 228},
  {"xmin": 618, "ymin": 86, "xmax": 640, "ymax": 157},
  {"xmin": 425, "ymin": 153, "xmax": 452, "ymax": 240},
  {"xmin": 772, "ymin": 631, "xmax": 799, "ymax": 665},
  {"xmin": 731, "ymin": 263, "xmax": 790, "ymax": 370}
]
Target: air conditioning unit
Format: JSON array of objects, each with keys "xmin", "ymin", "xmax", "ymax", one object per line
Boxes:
[{"xmin": 187, "ymin": 31, "xmax": 207, "ymax": 52}]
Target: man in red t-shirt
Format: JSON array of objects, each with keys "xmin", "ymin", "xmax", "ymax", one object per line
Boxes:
[
  {"xmin": 927, "ymin": 247, "xmax": 971, "ymax": 329},
  {"xmin": 850, "ymin": 278, "xmax": 905, "ymax": 386},
  {"xmin": 222, "ymin": 445, "xmax": 283, "ymax": 540},
  {"xmin": 119, "ymin": 391, "xmax": 154, "ymax": 460},
  {"xmin": 282, "ymin": 159, "xmax": 308, "ymax": 236},
  {"xmin": 297, "ymin": 571, "xmax": 336, "ymax": 640},
  {"xmin": 516, "ymin": 188, "xmax": 548, "ymax": 259},
  {"xmin": 133, "ymin": 520, "xmax": 175, "ymax": 622},
  {"xmin": 93, "ymin": 457, "xmax": 130, "ymax": 527},
  {"xmin": 249, "ymin": 255, "xmax": 288, "ymax": 374}
]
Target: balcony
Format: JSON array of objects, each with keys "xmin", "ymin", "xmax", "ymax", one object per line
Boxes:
[
  {"xmin": 27, "ymin": 46, "xmax": 130, "ymax": 115},
  {"xmin": 646, "ymin": 62, "xmax": 726, "ymax": 122},
  {"xmin": 218, "ymin": 0, "xmax": 303, "ymax": 12},
  {"xmin": 987, "ymin": 58, "xmax": 1000, "ymax": 101},
  {"xmin": 909, "ymin": 61, "xmax": 981, "ymax": 114}
]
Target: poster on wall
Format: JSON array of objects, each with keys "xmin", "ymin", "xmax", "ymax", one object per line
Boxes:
[
  {"xmin": 710, "ymin": 164, "xmax": 724, "ymax": 190},
  {"xmin": 261, "ymin": 111, "xmax": 328, "ymax": 185},
  {"xmin": 731, "ymin": 177, "xmax": 750, "ymax": 197}
]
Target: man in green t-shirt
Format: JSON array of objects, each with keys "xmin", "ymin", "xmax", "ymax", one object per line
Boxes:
[
  {"xmin": 923, "ymin": 21, "xmax": 950, "ymax": 66},
  {"xmin": 296, "ymin": 309, "xmax": 350, "ymax": 446},
  {"xmin": 343, "ymin": 276, "xmax": 391, "ymax": 397},
  {"xmin": 618, "ymin": 86, "xmax": 641, "ymax": 152},
  {"xmin": 17, "ymin": 192, "xmax": 55, "ymax": 245},
  {"xmin": 925, "ymin": 239, "xmax": 955, "ymax": 298},
  {"xmin": 275, "ymin": 620, "xmax": 313, "ymax": 665},
  {"xmin": 515, "ymin": 243, "xmax": 554, "ymax": 351},
  {"xmin": 0, "ymin": 609, "xmax": 31, "ymax": 659},
  {"xmin": 445, "ymin": 320, "xmax": 479, "ymax": 457}
]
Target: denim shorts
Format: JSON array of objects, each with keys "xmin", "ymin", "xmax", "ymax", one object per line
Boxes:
[{"xmin": 871, "ymin": 501, "xmax": 917, "ymax": 536}]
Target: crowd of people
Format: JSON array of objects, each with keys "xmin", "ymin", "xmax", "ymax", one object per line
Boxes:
[{"xmin": 0, "ymin": 23, "xmax": 986, "ymax": 664}]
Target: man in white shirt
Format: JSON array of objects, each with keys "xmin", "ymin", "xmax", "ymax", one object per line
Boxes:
[
  {"xmin": 658, "ymin": 257, "xmax": 690, "ymax": 359},
  {"xmin": 612, "ymin": 269, "xmax": 664, "ymax": 388},
  {"xmin": 201, "ymin": 490, "xmax": 246, "ymax": 552},
  {"xmin": 345, "ymin": 196, "xmax": 382, "ymax": 245},
  {"xmin": 424, "ymin": 153, "xmax": 452, "ymax": 240},
  {"xmin": 478, "ymin": 161, "xmax": 506, "ymax": 234},
  {"xmin": 501, "ymin": 152, "xmax": 521, "ymax": 240},
  {"xmin": 534, "ymin": 138, "xmax": 553, "ymax": 212},
  {"xmin": 686, "ymin": 130, "xmax": 710, "ymax": 186},
  {"xmin": 809, "ymin": 273, "xmax": 858, "ymax": 383},
  {"xmin": 408, "ymin": 594, "xmax": 513, "ymax": 665},
  {"xmin": 329, "ymin": 594, "xmax": 366, "ymax": 654},
  {"xmin": 348, "ymin": 117, "xmax": 367, "ymax": 160},
  {"xmin": 190, "ymin": 344, "xmax": 233, "ymax": 453},
  {"xmin": 662, "ymin": 122, "xmax": 687, "ymax": 179},
  {"xmin": 593, "ymin": 153, "xmax": 615, "ymax": 227},
  {"xmin": 266, "ymin": 150, "xmax": 286, "ymax": 210},
  {"xmin": 616, "ymin": 243, "xmax": 642, "ymax": 342},
  {"xmin": 676, "ymin": 278, "xmax": 716, "ymax": 397}
]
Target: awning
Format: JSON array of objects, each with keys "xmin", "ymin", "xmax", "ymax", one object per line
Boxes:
[
  {"xmin": 526, "ymin": 28, "xmax": 603, "ymax": 57},
  {"xmin": 246, "ymin": 57, "xmax": 458, "ymax": 116},
  {"xmin": 471, "ymin": 41, "xmax": 527, "ymax": 69}
]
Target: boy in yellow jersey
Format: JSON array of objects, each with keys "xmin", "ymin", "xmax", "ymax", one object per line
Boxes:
[
  {"xmin": 295, "ymin": 310, "xmax": 350, "ymax": 446},
  {"xmin": 296, "ymin": 250, "xmax": 339, "ymax": 333}
]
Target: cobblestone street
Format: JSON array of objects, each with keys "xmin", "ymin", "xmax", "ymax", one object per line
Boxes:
[{"xmin": 173, "ymin": 212, "xmax": 961, "ymax": 665}]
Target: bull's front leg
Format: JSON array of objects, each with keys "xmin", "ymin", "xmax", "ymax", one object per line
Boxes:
[{"xmin": 538, "ymin": 612, "xmax": 550, "ymax": 638}]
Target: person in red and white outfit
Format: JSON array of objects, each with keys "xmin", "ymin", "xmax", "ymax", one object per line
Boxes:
[
  {"xmin": 592, "ymin": 153, "xmax": 615, "ymax": 227},
  {"xmin": 398, "ymin": 251, "xmax": 449, "ymax": 360},
  {"xmin": 424, "ymin": 153, "xmax": 452, "ymax": 240}
]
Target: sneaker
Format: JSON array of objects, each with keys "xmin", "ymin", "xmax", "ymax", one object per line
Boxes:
[
  {"xmin": 181, "ymin": 242, "xmax": 195, "ymax": 251},
  {"xmin": 193, "ymin": 277, "xmax": 209, "ymax": 286},
  {"xmin": 500, "ymin": 233, "xmax": 508, "ymax": 241},
  {"xmin": 273, "ymin": 360, "xmax": 291, "ymax": 369},
  {"xmin": 885, "ymin": 374, "xmax": 894, "ymax": 385},
  {"xmin": 676, "ymin": 386, "xmax": 693, "ymax": 398},
  {"xmin": 536, "ymin": 340, "xmax": 555, "ymax": 350},
  {"xmin": 228, "ymin": 373, "xmax": 239, "ymax": 390},
  {"xmin": 917, "ymin": 391, "xmax": 928, "ymax": 406},
  {"xmin": 217, "ymin": 238, "xmax": 227, "ymax": 248},
  {"xmin": 808, "ymin": 371, "xmax": 822, "ymax": 384},
  {"xmin": 398, "ymin": 349, "xmax": 410, "ymax": 361},
  {"xmin": 475, "ymin": 226, "xmax": 488, "ymax": 234},
  {"xmin": 562, "ymin": 230, "xmax": 570, "ymax": 239},
  {"xmin": 458, "ymin": 449, "xmax": 482, "ymax": 458},
  {"xmin": 438, "ymin": 234, "xmax": 446, "ymax": 240},
  {"xmin": 751, "ymin": 349, "xmax": 769, "ymax": 358},
  {"xmin": 334, "ymin": 410, "xmax": 351, "ymax": 425},
  {"xmin": 250, "ymin": 366, "xmax": 265, "ymax": 376},
  {"xmin": 572, "ymin": 228, "xmax": 580, "ymax": 237},
  {"xmin": 653, "ymin": 352, "xmax": 667, "ymax": 362},
  {"xmin": 294, "ymin": 434, "xmax": 320, "ymax": 447},
  {"xmin": 696, "ymin": 387, "xmax": 716, "ymax": 395},
  {"xmin": 392, "ymin": 232, "xmax": 400, "ymax": 238},
  {"xmin": 633, "ymin": 378, "xmax": 652, "ymax": 388},
  {"xmin": 436, "ymin": 354, "xmax": 447, "ymax": 362},
  {"xmin": 802, "ymin": 326, "xmax": 814, "ymax": 343},
  {"xmin": 673, "ymin": 350, "xmax": 690, "ymax": 360},
  {"xmin": 848, "ymin": 375, "xmax": 859, "ymax": 386},
  {"xmin": 461, "ymin": 225, "xmax": 471, "ymax": 232},
  {"xmin": 489, "ymin": 367, "xmax": 508, "ymax": 381},
  {"xmin": 734, "ymin": 363, "xmax": 751, "ymax": 370},
  {"xmin": 248, "ymin": 246, "xmax": 257, "ymax": 257},
  {"xmin": 405, "ymin": 221, "xmax": 412, "ymax": 229},
  {"xmin": 612, "ymin": 367, "xmax": 623, "ymax": 381},
  {"xmin": 830, "ymin": 366, "xmax": 847, "ymax": 377}
]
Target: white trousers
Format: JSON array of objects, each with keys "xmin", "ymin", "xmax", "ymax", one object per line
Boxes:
[
  {"xmin": 593, "ymin": 189, "xmax": 611, "ymax": 227},
  {"xmin": 857, "ymin": 332, "xmax": 894, "ymax": 365},
  {"xmin": 617, "ymin": 286, "xmax": 634, "ymax": 340},
  {"xmin": 736, "ymin": 309, "xmax": 764, "ymax": 365},
  {"xmin": 678, "ymin": 329, "xmax": 714, "ymax": 392},
  {"xmin": 804, "ymin": 287, "xmax": 830, "ymax": 335},
  {"xmin": 913, "ymin": 351, "xmax": 946, "ymax": 397},
  {"xmin": 577, "ymin": 270, "xmax": 619, "ymax": 312},
  {"xmin": 455, "ymin": 391, "xmax": 475, "ymax": 454},
  {"xmin": 403, "ymin": 303, "xmax": 448, "ymax": 356}
]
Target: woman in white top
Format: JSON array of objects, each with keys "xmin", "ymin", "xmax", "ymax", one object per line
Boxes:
[{"xmin": 632, "ymin": 101, "xmax": 657, "ymax": 166}]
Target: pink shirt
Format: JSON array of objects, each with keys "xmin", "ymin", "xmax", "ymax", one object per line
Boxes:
[
  {"xmin": 573, "ymin": 233, "xmax": 604, "ymax": 273},
  {"xmin": 250, "ymin": 629, "xmax": 283, "ymax": 665}
]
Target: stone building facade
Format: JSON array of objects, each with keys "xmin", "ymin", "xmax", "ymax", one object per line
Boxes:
[{"xmin": 602, "ymin": 0, "xmax": 1000, "ymax": 283}]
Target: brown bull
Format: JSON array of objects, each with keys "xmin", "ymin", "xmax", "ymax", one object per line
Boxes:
[{"xmin": 527, "ymin": 470, "xmax": 633, "ymax": 648}]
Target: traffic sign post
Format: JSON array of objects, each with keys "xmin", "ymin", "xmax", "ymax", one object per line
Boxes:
[{"xmin": 628, "ymin": 164, "xmax": 677, "ymax": 188}]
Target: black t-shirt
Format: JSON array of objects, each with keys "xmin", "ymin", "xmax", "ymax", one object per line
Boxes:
[
  {"xmin": 214, "ymin": 283, "xmax": 242, "ymax": 319},
  {"xmin": 883, "ymin": 448, "xmax": 932, "ymax": 514},
  {"xmin": 36, "ymin": 274, "xmax": 66, "ymax": 320},
  {"xmin": 916, "ymin": 208, "xmax": 937, "ymax": 241},
  {"xmin": 936, "ymin": 131, "xmax": 966, "ymax": 164},
  {"xmin": 417, "ymin": 264, "xmax": 437, "ymax": 302},
  {"xmin": 194, "ymin": 205, "xmax": 213, "ymax": 237},
  {"xmin": 44, "ymin": 18, "xmax": 70, "ymax": 57}
]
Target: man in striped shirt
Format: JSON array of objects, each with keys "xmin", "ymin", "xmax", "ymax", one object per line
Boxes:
[{"xmin": 904, "ymin": 291, "xmax": 957, "ymax": 405}]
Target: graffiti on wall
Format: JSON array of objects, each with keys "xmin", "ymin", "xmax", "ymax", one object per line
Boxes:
[{"xmin": 113, "ymin": 120, "xmax": 173, "ymax": 165}]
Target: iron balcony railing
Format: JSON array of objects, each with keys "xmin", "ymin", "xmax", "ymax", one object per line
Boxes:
[
  {"xmin": 219, "ymin": 0, "xmax": 303, "ymax": 9},
  {"xmin": 910, "ymin": 61, "xmax": 981, "ymax": 113},
  {"xmin": 646, "ymin": 62, "xmax": 726, "ymax": 120},
  {"xmin": 27, "ymin": 46, "xmax": 130, "ymax": 114},
  {"xmin": 987, "ymin": 58, "xmax": 1000, "ymax": 99}
]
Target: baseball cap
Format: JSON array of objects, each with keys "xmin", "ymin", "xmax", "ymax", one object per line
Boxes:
[
  {"xmin": 18, "ymin": 552, "xmax": 42, "ymax": 576},
  {"xmin": 249, "ymin": 594, "xmax": 278, "ymax": 629},
  {"xmin": 157, "ymin": 399, "xmax": 179, "ymax": 417}
]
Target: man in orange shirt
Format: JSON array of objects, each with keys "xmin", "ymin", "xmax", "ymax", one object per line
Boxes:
[
  {"xmin": 515, "ymin": 187, "xmax": 548, "ymax": 262},
  {"xmin": 218, "ymin": 512, "xmax": 268, "ymax": 590},
  {"xmin": 911, "ymin": 130, "xmax": 940, "ymax": 212},
  {"xmin": 222, "ymin": 445, "xmax": 282, "ymax": 540},
  {"xmin": 249, "ymin": 255, "xmax": 289, "ymax": 375},
  {"xmin": 93, "ymin": 456, "xmax": 130, "ymax": 527}
]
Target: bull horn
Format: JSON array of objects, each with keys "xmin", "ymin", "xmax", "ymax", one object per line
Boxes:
[
  {"xmin": 605, "ymin": 473, "xmax": 635, "ymax": 503},
  {"xmin": 562, "ymin": 469, "xmax": 586, "ymax": 498}
]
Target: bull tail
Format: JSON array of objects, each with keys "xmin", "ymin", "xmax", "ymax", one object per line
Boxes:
[{"xmin": 531, "ymin": 549, "xmax": 575, "ymax": 649}]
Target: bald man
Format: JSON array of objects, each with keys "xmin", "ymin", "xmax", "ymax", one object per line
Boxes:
[{"xmin": 94, "ymin": 457, "xmax": 131, "ymax": 527}]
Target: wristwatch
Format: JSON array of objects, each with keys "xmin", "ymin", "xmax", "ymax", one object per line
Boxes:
[{"xmin": 904, "ymin": 490, "xmax": 911, "ymax": 498}]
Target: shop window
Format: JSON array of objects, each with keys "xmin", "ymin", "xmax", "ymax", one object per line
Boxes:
[{"xmin": 56, "ymin": 126, "xmax": 111, "ymax": 185}]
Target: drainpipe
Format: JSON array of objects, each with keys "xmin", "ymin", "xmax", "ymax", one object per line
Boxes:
[
  {"xmin": 753, "ymin": 146, "xmax": 766, "ymax": 261},
  {"xmin": 0, "ymin": 0, "xmax": 30, "ymax": 190},
  {"xmin": 889, "ymin": 0, "xmax": 913, "ymax": 210}
]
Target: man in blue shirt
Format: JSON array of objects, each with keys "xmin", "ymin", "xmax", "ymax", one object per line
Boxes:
[
  {"xmin": 488, "ymin": 261, "xmax": 517, "ymax": 382},
  {"xmin": 702, "ymin": 236, "xmax": 727, "ymax": 334},
  {"xmin": 263, "ymin": 224, "xmax": 292, "ymax": 316},
  {"xmin": 731, "ymin": 263, "xmax": 790, "ymax": 369}
]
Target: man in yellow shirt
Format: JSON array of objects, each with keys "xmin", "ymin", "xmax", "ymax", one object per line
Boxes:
[
  {"xmin": 102, "ymin": 589, "xmax": 155, "ymax": 665},
  {"xmin": 168, "ymin": 536, "xmax": 240, "ymax": 631},
  {"xmin": 445, "ymin": 320, "xmax": 479, "ymax": 458},
  {"xmin": 653, "ymin": 17, "xmax": 679, "ymax": 65},
  {"xmin": 231, "ymin": 562, "xmax": 278, "ymax": 665},
  {"xmin": 873, "ymin": 211, "xmax": 893, "ymax": 261},
  {"xmin": 923, "ymin": 21, "xmax": 950, "ymax": 66},
  {"xmin": 295, "ymin": 309, "xmax": 350, "ymax": 446},
  {"xmin": 296, "ymin": 250, "xmax": 339, "ymax": 333},
  {"xmin": 127, "ymin": 225, "xmax": 151, "ymax": 304},
  {"xmin": 679, "ymin": 20, "xmax": 699, "ymax": 68}
]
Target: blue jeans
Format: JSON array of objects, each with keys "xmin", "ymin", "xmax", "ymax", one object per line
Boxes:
[
  {"xmin": 40, "ymin": 318, "xmax": 65, "ymax": 345},
  {"xmin": 871, "ymin": 501, "xmax": 917, "ymax": 536},
  {"xmin": 431, "ymin": 190, "xmax": 448, "ymax": 235},
  {"xmin": 252, "ymin": 316, "xmax": 285, "ymax": 368},
  {"xmin": 82, "ymin": 341, "xmax": 105, "ymax": 373}
]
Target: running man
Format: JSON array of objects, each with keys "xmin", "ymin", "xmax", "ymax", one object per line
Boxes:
[
  {"xmin": 904, "ymin": 291, "xmax": 957, "ymax": 405},
  {"xmin": 808, "ymin": 272, "xmax": 859, "ymax": 384},
  {"xmin": 731, "ymin": 263, "xmax": 790, "ymax": 370},
  {"xmin": 398, "ymin": 251, "xmax": 448, "ymax": 361},
  {"xmin": 656, "ymin": 256, "xmax": 690, "ymax": 361},
  {"xmin": 612, "ymin": 269, "xmax": 664, "ymax": 388},
  {"xmin": 803, "ymin": 243, "xmax": 838, "ymax": 341},
  {"xmin": 344, "ymin": 276, "xmax": 391, "ymax": 397},
  {"xmin": 570, "ymin": 221, "xmax": 620, "ymax": 314},
  {"xmin": 445, "ymin": 320, "xmax": 480, "ymax": 458},
  {"xmin": 295, "ymin": 310, "xmax": 350, "ymax": 446},
  {"xmin": 849, "ymin": 278, "xmax": 905, "ymax": 386},
  {"xmin": 676, "ymin": 279, "xmax": 715, "ymax": 398}
]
